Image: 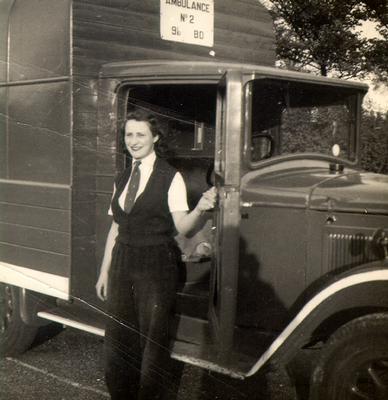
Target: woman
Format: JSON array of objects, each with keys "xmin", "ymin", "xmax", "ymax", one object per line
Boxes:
[{"xmin": 96, "ymin": 109, "xmax": 216, "ymax": 400}]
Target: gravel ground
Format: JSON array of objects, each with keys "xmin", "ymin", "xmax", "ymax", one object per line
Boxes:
[{"xmin": 0, "ymin": 326, "xmax": 300, "ymax": 400}]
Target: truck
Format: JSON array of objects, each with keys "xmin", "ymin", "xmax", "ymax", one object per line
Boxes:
[{"xmin": 1, "ymin": 1, "xmax": 388, "ymax": 399}]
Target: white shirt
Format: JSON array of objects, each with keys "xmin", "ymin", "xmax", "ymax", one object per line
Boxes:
[{"xmin": 108, "ymin": 151, "xmax": 189, "ymax": 215}]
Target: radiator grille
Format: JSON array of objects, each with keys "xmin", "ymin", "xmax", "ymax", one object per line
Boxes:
[{"xmin": 327, "ymin": 233, "xmax": 375, "ymax": 271}]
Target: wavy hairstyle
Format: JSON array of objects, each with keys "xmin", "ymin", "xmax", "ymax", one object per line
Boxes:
[{"xmin": 120, "ymin": 108, "xmax": 170, "ymax": 158}]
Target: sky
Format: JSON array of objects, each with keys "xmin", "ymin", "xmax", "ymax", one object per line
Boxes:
[
  {"xmin": 357, "ymin": 21, "xmax": 387, "ymax": 113},
  {"xmin": 359, "ymin": 20, "xmax": 383, "ymax": 40}
]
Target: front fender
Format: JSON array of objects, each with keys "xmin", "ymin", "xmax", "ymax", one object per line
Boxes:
[{"xmin": 245, "ymin": 261, "xmax": 388, "ymax": 377}]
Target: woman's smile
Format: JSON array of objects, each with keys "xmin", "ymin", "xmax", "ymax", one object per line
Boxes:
[{"xmin": 124, "ymin": 120, "xmax": 159, "ymax": 160}]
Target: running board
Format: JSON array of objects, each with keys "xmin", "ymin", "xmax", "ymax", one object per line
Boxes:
[
  {"xmin": 37, "ymin": 308, "xmax": 256, "ymax": 379},
  {"xmin": 171, "ymin": 352, "xmax": 245, "ymax": 379},
  {"xmin": 170, "ymin": 340, "xmax": 246, "ymax": 379},
  {"xmin": 37, "ymin": 310, "xmax": 105, "ymax": 336},
  {"xmin": 37, "ymin": 305, "xmax": 210, "ymax": 344}
]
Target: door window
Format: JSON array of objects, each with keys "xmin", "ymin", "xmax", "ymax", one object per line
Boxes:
[{"xmin": 122, "ymin": 84, "xmax": 217, "ymax": 159}]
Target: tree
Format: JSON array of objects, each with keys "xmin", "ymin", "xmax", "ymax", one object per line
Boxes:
[
  {"xmin": 267, "ymin": 0, "xmax": 388, "ymax": 174},
  {"xmin": 363, "ymin": 0, "xmax": 388, "ymax": 29},
  {"xmin": 363, "ymin": 0, "xmax": 388, "ymax": 82},
  {"xmin": 360, "ymin": 110, "xmax": 388, "ymax": 173},
  {"xmin": 269, "ymin": 0, "xmax": 387, "ymax": 79}
]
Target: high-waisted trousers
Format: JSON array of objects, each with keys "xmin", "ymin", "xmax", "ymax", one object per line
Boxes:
[{"xmin": 104, "ymin": 241, "xmax": 179, "ymax": 400}]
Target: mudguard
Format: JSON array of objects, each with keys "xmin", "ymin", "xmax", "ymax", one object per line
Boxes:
[
  {"xmin": 19, "ymin": 288, "xmax": 56, "ymax": 326},
  {"xmin": 245, "ymin": 260, "xmax": 388, "ymax": 377}
]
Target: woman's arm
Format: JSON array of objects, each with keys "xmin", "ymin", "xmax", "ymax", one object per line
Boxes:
[
  {"xmin": 172, "ymin": 187, "xmax": 216, "ymax": 237},
  {"xmin": 96, "ymin": 220, "xmax": 119, "ymax": 301}
]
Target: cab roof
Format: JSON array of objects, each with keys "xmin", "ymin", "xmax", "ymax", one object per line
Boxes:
[{"xmin": 100, "ymin": 60, "xmax": 369, "ymax": 92}]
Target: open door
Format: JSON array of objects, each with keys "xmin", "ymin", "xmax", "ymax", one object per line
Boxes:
[{"xmin": 209, "ymin": 71, "xmax": 244, "ymax": 362}]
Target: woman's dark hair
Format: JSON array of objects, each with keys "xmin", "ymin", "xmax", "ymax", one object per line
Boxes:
[{"xmin": 120, "ymin": 108, "xmax": 170, "ymax": 158}]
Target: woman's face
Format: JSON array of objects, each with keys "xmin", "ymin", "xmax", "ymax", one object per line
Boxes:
[{"xmin": 124, "ymin": 119, "xmax": 159, "ymax": 160}]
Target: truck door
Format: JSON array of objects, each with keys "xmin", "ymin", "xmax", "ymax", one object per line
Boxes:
[
  {"xmin": 96, "ymin": 69, "xmax": 244, "ymax": 364},
  {"xmin": 209, "ymin": 71, "xmax": 244, "ymax": 361}
]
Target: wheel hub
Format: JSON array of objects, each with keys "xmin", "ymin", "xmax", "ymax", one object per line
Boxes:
[
  {"xmin": 349, "ymin": 359, "xmax": 388, "ymax": 400},
  {"xmin": 0, "ymin": 285, "xmax": 13, "ymax": 334}
]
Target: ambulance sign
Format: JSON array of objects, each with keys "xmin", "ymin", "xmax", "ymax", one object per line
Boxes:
[{"xmin": 160, "ymin": 0, "xmax": 214, "ymax": 47}]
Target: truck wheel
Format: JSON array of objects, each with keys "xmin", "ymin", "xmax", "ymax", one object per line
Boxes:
[
  {"xmin": 0, "ymin": 283, "xmax": 38, "ymax": 356},
  {"xmin": 310, "ymin": 313, "xmax": 388, "ymax": 400}
]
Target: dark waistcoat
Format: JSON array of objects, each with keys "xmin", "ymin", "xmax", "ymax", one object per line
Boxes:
[{"xmin": 111, "ymin": 158, "xmax": 177, "ymax": 247}]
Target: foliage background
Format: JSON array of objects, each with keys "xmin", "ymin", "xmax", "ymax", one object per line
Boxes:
[
  {"xmin": 264, "ymin": 0, "xmax": 388, "ymax": 173},
  {"xmin": 360, "ymin": 110, "xmax": 388, "ymax": 173}
]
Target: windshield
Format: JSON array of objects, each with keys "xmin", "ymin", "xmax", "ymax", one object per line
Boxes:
[{"xmin": 247, "ymin": 79, "xmax": 359, "ymax": 163}]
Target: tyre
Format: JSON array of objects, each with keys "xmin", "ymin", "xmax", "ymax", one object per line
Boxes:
[
  {"xmin": 310, "ymin": 313, "xmax": 388, "ymax": 400},
  {"xmin": 0, "ymin": 283, "xmax": 39, "ymax": 356}
]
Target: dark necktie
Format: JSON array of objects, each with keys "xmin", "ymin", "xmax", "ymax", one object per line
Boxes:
[{"xmin": 124, "ymin": 161, "xmax": 141, "ymax": 213}]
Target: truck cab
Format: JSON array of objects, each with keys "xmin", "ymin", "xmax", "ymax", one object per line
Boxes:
[{"xmin": 93, "ymin": 62, "xmax": 388, "ymax": 399}]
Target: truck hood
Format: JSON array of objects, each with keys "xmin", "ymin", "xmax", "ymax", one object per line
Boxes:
[{"xmin": 241, "ymin": 161, "xmax": 388, "ymax": 215}]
